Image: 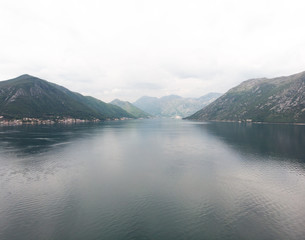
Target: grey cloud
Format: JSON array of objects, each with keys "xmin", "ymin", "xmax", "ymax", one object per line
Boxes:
[
  {"xmin": 1, "ymin": 0, "xmax": 305, "ymax": 102},
  {"xmin": 128, "ymin": 82, "xmax": 163, "ymax": 90}
]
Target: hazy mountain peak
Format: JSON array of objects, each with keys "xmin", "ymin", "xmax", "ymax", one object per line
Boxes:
[
  {"xmin": 137, "ymin": 96, "xmax": 158, "ymax": 101},
  {"xmin": 110, "ymin": 98, "xmax": 122, "ymax": 103},
  {"xmin": 110, "ymin": 98, "xmax": 151, "ymax": 118},
  {"xmin": 134, "ymin": 93, "xmax": 222, "ymax": 117},
  {"xmin": 160, "ymin": 95, "xmax": 182, "ymax": 100}
]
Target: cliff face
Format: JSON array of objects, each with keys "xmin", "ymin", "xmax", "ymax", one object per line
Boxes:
[
  {"xmin": 187, "ymin": 71, "xmax": 305, "ymax": 123},
  {"xmin": 0, "ymin": 74, "xmax": 133, "ymax": 120}
]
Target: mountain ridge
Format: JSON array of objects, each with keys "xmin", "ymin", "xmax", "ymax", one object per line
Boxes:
[
  {"xmin": 110, "ymin": 99, "xmax": 151, "ymax": 118},
  {"xmin": 0, "ymin": 74, "xmax": 134, "ymax": 121},
  {"xmin": 133, "ymin": 93, "xmax": 222, "ymax": 117},
  {"xmin": 186, "ymin": 71, "xmax": 305, "ymax": 123}
]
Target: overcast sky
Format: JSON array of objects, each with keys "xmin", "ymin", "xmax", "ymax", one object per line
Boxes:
[{"xmin": 1, "ymin": 0, "xmax": 305, "ymax": 102}]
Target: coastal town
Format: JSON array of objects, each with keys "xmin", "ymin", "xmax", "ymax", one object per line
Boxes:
[{"xmin": 0, "ymin": 116, "xmax": 132, "ymax": 126}]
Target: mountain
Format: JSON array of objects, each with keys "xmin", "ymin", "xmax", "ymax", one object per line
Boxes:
[
  {"xmin": 133, "ymin": 96, "xmax": 161, "ymax": 116},
  {"xmin": 110, "ymin": 99, "xmax": 151, "ymax": 118},
  {"xmin": 0, "ymin": 74, "xmax": 134, "ymax": 120},
  {"xmin": 187, "ymin": 71, "xmax": 305, "ymax": 123},
  {"xmin": 133, "ymin": 93, "xmax": 222, "ymax": 117}
]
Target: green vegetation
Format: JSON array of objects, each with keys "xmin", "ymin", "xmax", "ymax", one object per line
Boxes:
[
  {"xmin": 0, "ymin": 74, "xmax": 134, "ymax": 120},
  {"xmin": 186, "ymin": 71, "xmax": 305, "ymax": 123},
  {"xmin": 110, "ymin": 99, "xmax": 151, "ymax": 118}
]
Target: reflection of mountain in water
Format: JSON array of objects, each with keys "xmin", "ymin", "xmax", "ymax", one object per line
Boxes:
[
  {"xmin": 197, "ymin": 122, "xmax": 305, "ymax": 161},
  {"xmin": 0, "ymin": 123, "xmax": 108, "ymax": 156}
]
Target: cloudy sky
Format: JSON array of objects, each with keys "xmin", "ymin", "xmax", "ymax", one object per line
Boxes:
[{"xmin": 1, "ymin": 0, "xmax": 305, "ymax": 102}]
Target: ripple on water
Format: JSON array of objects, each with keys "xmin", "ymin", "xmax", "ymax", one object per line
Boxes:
[{"xmin": 1, "ymin": 120, "xmax": 305, "ymax": 240}]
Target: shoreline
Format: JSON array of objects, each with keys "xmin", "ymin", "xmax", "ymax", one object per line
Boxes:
[
  {"xmin": 0, "ymin": 117, "xmax": 133, "ymax": 127},
  {"xmin": 184, "ymin": 119, "xmax": 305, "ymax": 126}
]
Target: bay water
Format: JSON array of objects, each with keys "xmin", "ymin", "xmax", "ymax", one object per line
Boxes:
[{"xmin": 0, "ymin": 119, "xmax": 305, "ymax": 240}]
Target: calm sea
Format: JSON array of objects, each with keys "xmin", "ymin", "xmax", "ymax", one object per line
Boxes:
[{"xmin": 0, "ymin": 119, "xmax": 305, "ymax": 240}]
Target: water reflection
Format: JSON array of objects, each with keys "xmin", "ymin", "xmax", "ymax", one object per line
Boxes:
[
  {"xmin": 0, "ymin": 119, "xmax": 305, "ymax": 240},
  {"xmin": 0, "ymin": 121, "xmax": 133, "ymax": 156},
  {"xmin": 195, "ymin": 122, "xmax": 305, "ymax": 161}
]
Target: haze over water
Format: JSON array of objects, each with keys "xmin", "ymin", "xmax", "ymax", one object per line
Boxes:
[{"xmin": 0, "ymin": 119, "xmax": 305, "ymax": 240}]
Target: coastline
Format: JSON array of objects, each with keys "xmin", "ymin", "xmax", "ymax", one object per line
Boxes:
[
  {"xmin": 184, "ymin": 118, "xmax": 305, "ymax": 126},
  {"xmin": 0, "ymin": 117, "xmax": 133, "ymax": 127}
]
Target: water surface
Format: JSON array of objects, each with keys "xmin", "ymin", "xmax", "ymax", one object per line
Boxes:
[{"xmin": 0, "ymin": 119, "xmax": 305, "ymax": 240}]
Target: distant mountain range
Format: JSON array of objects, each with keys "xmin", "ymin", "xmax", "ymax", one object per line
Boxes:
[
  {"xmin": 133, "ymin": 93, "xmax": 222, "ymax": 118},
  {"xmin": 110, "ymin": 99, "xmax": 151, "ymax": 118},
  {"xmin": 187, "ymin": 71, "xmax": 305, "ymax": 123},
  {"xmin": 6, "ymin": 71, "xmax": 304, "ymax": 124},
  {"xmin": 0, "ymin": 74, "xmax": 134, "ymax": 120}
]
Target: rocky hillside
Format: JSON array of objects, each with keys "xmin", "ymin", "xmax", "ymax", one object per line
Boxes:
[
  {"xmin": 187, "ymin": 71, "xmax": 305, "ymax": 123},
  {"xmin": 0, "ymin": 74, "xmax": 134, "ymax": 120},
  {"xmin": 110, "ymin": 99, "xmax": 151, "ymax": 118},
  {"xmin": 133, "ymin": 93, "xmax": 222, "ymax": 118}
]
